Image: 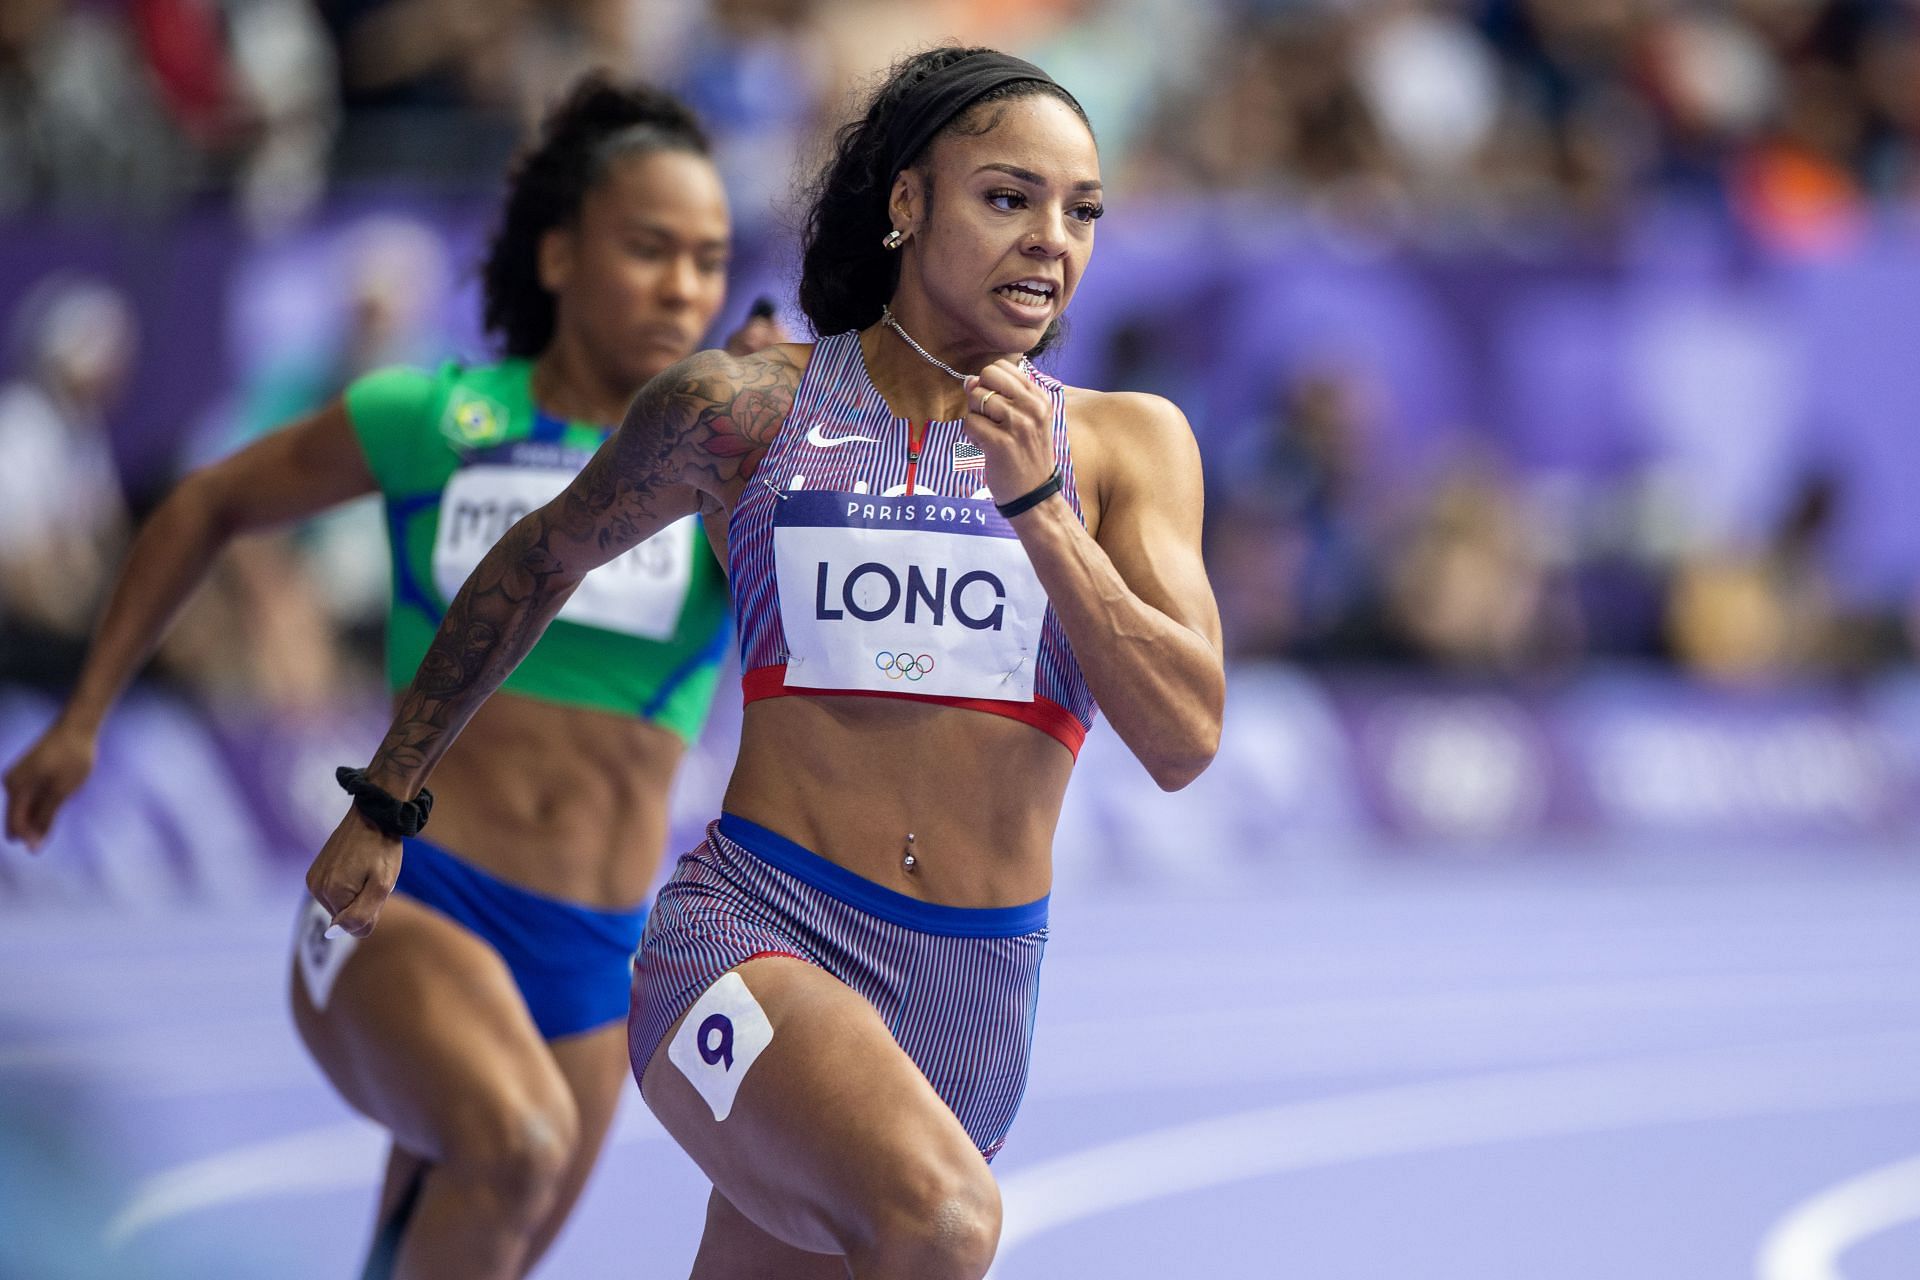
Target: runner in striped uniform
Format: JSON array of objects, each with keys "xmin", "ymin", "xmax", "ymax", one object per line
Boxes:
[
  {"xmin": 3, "ymin": 78, "xmax": 778, "ymax": 1279},
  {"xmin": 306, "ymin": 47, "xmax": 1224, "ymax": 1279},
  {"xmin": 729, "ymin": 330, "xmax": 1096, "ymax": 752}
]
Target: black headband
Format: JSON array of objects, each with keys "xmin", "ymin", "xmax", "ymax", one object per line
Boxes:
[{"xmin": 883, "ymin": 51, "xmax": 1075, "ymax": 186}]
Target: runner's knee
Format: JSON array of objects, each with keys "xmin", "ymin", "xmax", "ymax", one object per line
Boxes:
[
  {"xmin": 441, "ymin": 1088, "xmax": 580, "ymax": 1222},
  {"xmin": 851, "ymin": 1149, "xmax": 1000, "ymax": 1279}
]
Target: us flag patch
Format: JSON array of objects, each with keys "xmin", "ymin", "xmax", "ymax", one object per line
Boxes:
[{"xmin": 952, "ymin": 438, "xmax": 986, "ymax": 471}]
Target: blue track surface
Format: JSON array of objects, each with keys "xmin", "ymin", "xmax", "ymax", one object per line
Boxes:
[{"xmin": 4, "ymin": 846, "xmax": 1919, "ymax": 1279}]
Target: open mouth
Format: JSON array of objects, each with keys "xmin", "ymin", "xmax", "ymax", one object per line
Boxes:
[{"xmin": 995, "ymin": 280, "xmax": 1057, "ymax": 309}]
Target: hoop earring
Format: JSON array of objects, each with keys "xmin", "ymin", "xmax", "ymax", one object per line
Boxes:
[{"xmin": 882, "ymin": 229, "xmax": 906, "ymax": 250}]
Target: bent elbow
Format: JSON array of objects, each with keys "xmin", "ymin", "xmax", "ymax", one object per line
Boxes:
[
  {"xmin": 1146, "ymin": 720, "xmax": 1221, "ymax": 793},
  {"xmin": 1148, "ymin": 762, "xmax": 1198, "ymax": 792}
]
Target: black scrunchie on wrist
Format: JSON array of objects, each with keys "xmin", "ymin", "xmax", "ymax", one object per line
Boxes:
[
  {"xmin": 336, "ymin": 767, "xmax": 434, "ymax": 839},
  {"xmin": 995, "ymin": 466, "xmax": 1063, "ymax": 520}
]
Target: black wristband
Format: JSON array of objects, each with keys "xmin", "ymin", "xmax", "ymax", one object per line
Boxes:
[
  {"xmin": 335, "ymin": 767, "xmax": 434, "ymax": 839},
  {"xmin": 995, "ymin": 466, "xmax": 1063, "ymax": 519}
]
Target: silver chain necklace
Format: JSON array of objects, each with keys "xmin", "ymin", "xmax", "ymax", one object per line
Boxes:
[{"xmin": 880, "ymin": 306, "xmax": 1033, "ymax": 383}]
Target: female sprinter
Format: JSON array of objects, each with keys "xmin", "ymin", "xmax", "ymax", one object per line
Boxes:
[
  {"xmin": 2, "ymin": 78, "xmax": 779, "ymax": 1279},
  {"xmin": 302, "ymin": 47, "xmax": 1223, "ymax": 1280}
]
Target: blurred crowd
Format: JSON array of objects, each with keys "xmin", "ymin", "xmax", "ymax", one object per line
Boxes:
[
  {"xmin": 4, "ymin": 0, "xmax": 1920, "ymax": 709},
  {"xmin": 8, "ymin": 1, "xmax": 1918, "ymax": 232},
  {"xmin": 0, "ymin": 266, "xmax": 394, "ymax": 713},
  {"xmin": 1197, "ymin": 362, "xmax": 1900, "ymax": 683},
  {"xmin": 1133, "ymin": 0, "xmax": 1920, "ymax": 250}
]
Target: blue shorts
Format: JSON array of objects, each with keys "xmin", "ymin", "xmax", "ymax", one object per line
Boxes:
[
  {"xmin": 394, "ymin": 836, "xmax": 649, "ymax": 1041},
  {"xmin": 629, "ymin": 814, "xmax": 1049, "ymax": 1160}
]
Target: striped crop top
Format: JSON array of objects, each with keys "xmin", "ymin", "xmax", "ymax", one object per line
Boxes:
[{"xmin": 726, "ymin": 331, "xmax": 1097, "ymax": 755}]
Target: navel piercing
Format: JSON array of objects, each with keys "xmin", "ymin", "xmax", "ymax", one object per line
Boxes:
[{"xmin": 902, "ymin": 831, "xmax": 917, "ymax": 872}]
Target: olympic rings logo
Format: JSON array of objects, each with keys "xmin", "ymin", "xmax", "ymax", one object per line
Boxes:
[{"xmin": 875, "ymin": 651, "xmax": 936, "ymax": 681}]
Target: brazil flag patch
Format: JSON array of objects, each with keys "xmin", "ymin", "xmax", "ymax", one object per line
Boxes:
[{"xmin": 441, "ymin": 391, "xmax": 510, "ymax": 448}]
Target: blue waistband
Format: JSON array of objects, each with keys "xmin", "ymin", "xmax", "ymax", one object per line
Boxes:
[
  {"xmin": 717, "ymin": 813, "xmax": 1049, "ymax": 939},
  {"xmin": 396, "ymin": 836, "xmax": 649, "ymax": 940}
]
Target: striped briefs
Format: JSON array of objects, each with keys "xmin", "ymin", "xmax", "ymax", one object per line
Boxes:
[{"xmin": 629, "ymin": 813, "xmax": 1049, "ymax": 1161}]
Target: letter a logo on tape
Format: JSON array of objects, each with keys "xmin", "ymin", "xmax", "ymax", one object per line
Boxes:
[{"xmin": 668, "ymin": 971, "xmax": 774, "ymax": 1121}]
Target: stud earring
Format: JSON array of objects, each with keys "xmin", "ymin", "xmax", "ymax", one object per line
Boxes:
[{"xmin": 882, "ymin": 228, "xmax": 906, "ymax": 250}]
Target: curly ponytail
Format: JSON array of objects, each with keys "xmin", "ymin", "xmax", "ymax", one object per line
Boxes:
[{"xmin": 482, "ymin": 75, "xmax": 711, "ymax": 358}]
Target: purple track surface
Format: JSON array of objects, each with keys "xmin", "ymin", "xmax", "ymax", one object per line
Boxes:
[{"xmin": 4, "ymin": 844, "xmax": 1920, "ymax": 1279}]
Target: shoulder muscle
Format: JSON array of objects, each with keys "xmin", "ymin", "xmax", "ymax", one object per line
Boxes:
[{"xmin": 1065, "ymin": 387, "xmax": 1202, "ymax": 509}]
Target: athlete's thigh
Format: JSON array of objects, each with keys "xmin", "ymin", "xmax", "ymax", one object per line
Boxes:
[
  {"xmin": 547, "ymin": 1021, "xmax": 631, "ymax": 1164},
  {"xmin": 639, "ymin": 955, "xmax": 985, "ymax": 1257},
  {"xmin": 289, "ymin": 895, "xmax": 572, "ymax": 1158}
]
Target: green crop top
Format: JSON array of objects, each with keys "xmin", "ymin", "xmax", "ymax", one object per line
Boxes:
[{"xmin": 344, "ymin": 359, "xmax": 727, "ymax": 742}]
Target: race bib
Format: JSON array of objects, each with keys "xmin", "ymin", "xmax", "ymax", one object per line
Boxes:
[
  {"xmin": 772, "ymin": 491, "xmax": 1047, "ymax": 702},
  {"xmin": 294, "ymin": 898, "xmax": 359, "ymax": 1011},
  {"xmin": 433, "ymin": 465, "xmax": 693, "ymax": 641}
]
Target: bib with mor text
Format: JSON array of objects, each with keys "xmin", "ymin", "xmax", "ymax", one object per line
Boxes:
[{"xmin": 433, "ymin": 462, "xmax": 694, "ymax": 642}]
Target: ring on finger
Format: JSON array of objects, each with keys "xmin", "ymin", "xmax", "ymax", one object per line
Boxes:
[{"xmin": 979, "ymin": 389, "xmax": 998, "ymax": 414}]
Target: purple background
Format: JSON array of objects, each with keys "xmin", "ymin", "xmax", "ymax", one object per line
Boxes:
[{"xmin": 8, "ymin": 198, "xmax": 1920, "ymax": 603}]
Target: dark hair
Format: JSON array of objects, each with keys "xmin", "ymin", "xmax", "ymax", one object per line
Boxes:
[
  {"xmin": 798, "ymin": 46, "xmax": 1093, "ymax": 356},
  {"xmin": 482, "ymin": 75, "xmax": 711, "ymax": 358}
]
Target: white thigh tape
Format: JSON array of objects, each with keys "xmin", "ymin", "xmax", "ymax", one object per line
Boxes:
[
  {"xmin": 668, "ymin": 970, "xmax": 775, "ymax": 1122},
  {"xmin": 294, "ymin": 898, "xmax": 360, "ymax": 1011}
]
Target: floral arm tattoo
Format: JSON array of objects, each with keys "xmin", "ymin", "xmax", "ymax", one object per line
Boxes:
[{"xmin": 363, "ymin": 347, "xmax": 803, "ymax": 791}]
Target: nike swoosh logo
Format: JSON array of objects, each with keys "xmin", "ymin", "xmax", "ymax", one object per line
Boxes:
[{"xmin": 806, "ymin": 423, "xmax": 882, "ymax": 448}]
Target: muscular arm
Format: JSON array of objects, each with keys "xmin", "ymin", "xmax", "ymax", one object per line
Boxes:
[
  {"xmin": 77, "ymin": 405, "xmax": 377, "ymax": 729},
  {"xmin": 5, "ymin": 404, "xmax": 374, "ymax": 846},
  {"xmin": 1011, "ymin": 392, "xmax": 1224, "ymax": 790},
  {"xmin": 358, "ymin": 344, "xmax": 804, "ymax": 796}
]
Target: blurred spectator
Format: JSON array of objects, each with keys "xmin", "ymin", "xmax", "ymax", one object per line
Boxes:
[
  {"xmin": 1857, "ymin": 7, "xmax": 1920, "ymax": 198},
  {"xmin": 319, "ymin": 0, "xmax": 525, "ymax": 183},
  {"xmin": 1732, "ymin": 56, "xmax": 1869, "ymax": 254},
  {"xmin": 225, "ymin": 0, "xmax": 340, "ymax": 230},
  {"xmin": 225, "ymin": 216, "xmax": 450, "ymax": 626},
  {"xmin": 0, "ymin": 273, "xmax": 348, "ymax": 712},
  {"xmin": 1354, "ymin": 2, "xmax": 1502, "ymax": 187},
  {"xmin": 1664, "ymin": 471, "xmax": 1891, "ymax": 685},
  {"xmin": 1211, "ymin": 370, "xmax": 1383, "ymax": 662},
  {"xmin": 169, "ymin": 216, "xmax": 459, "ymax": 709},
  {"xmin": 1382, "ymin": 456, "xmax": 1581, "ymax": 673},
  {"xmin": 0, "ymin": 277, "xmax": 135, "ymax": 684},
  {"xmin": 0, "ymin": 0, "xmax": 195, "ymax": 213},
  {"xmin": 1129, "ymin": 13, "xmax": 1388, "ymax": 200},
  {"xmin": 320, "ymin": 0, "xmax": 643, "ymax": 186},
  {"xmin": 0, "ymin": 0, "xmax": 333, "ymax": 222},
  {"xmin": 154, "ymin": 532, "xmax": 352, "ymax": 713},
  {"xmin": 672, "ymin": 0, "xmax": 832, "ymax": 231},
  {"xmin": 220, "ymin": 214, "xmax": 450, "ymax": 454}
]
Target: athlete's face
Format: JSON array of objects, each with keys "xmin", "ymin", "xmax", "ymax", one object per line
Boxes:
[
  {"xmin": 542, "ymin": 148, "xmax": 730, "ymax": 390},
  {"xmin": 896, "ymin": 94, "xmax": 1101, "ymax": 357}
]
